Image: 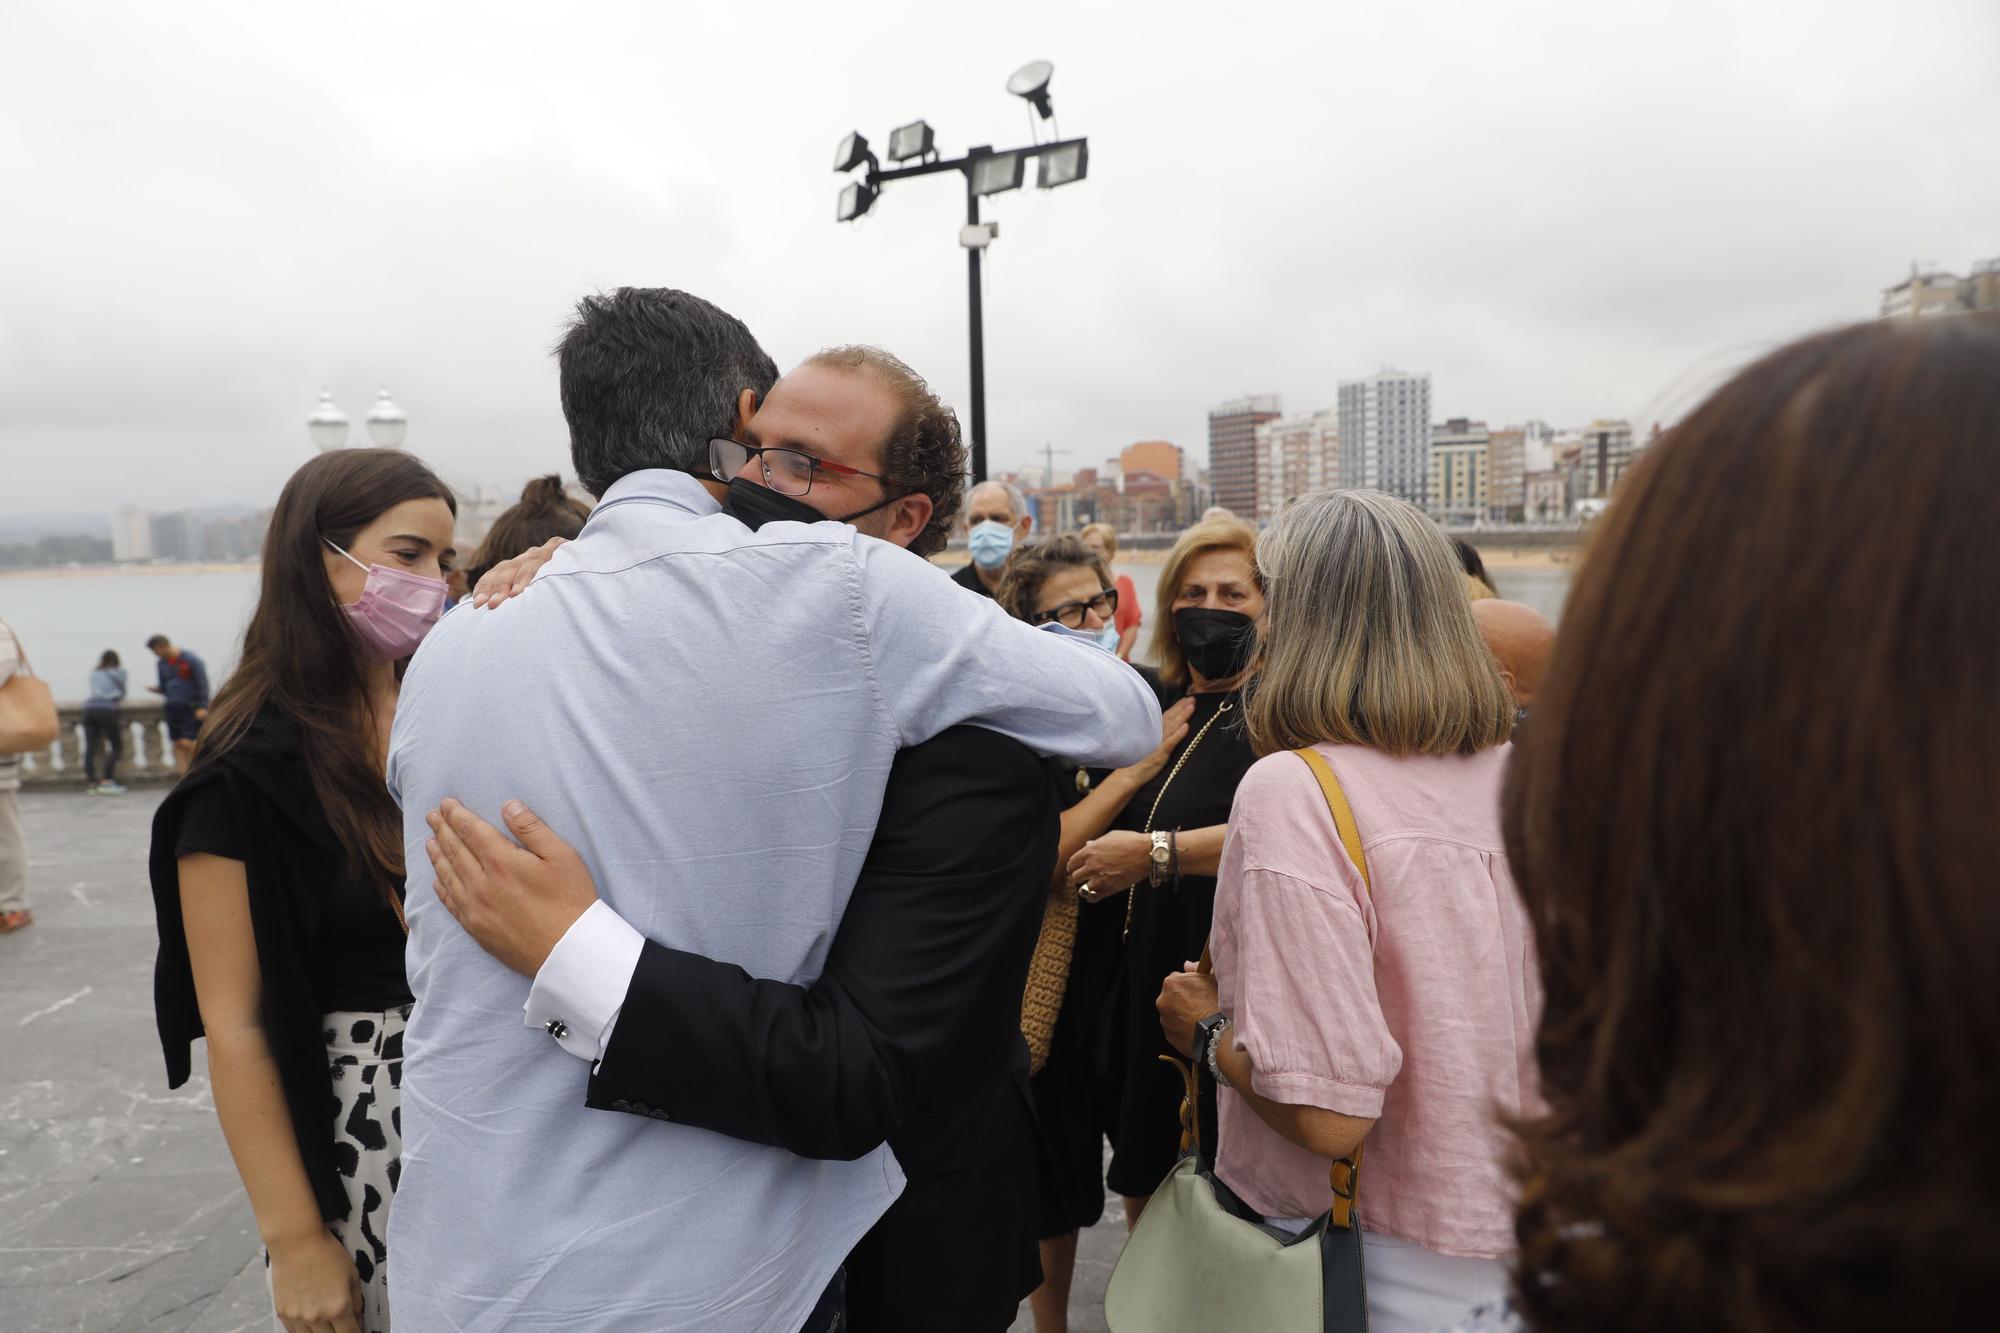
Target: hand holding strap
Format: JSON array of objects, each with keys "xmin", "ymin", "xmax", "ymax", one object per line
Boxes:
[{"xmin": 1174, "ymin": 747, "xmax": 1374, "ymax": 1230}]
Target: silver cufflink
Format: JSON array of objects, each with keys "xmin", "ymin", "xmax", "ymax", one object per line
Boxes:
[{"xmin": 544, "ymin": 1019, "xmax": 569, "ymax": 1041}]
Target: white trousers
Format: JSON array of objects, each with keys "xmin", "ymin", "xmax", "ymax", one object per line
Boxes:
[{"xmin": 1361, "ymin": 1230, "xmax": 1508, "ymax": 1333}]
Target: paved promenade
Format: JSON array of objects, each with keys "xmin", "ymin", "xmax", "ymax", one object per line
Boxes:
[{"xmin": 0, "ymin": 787, "xmax": 1120, "ymax": 1331}]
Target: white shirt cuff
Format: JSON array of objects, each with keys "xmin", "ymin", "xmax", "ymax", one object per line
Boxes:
[{"xmin": 523, "ymin": 900, "xmax": 645, "ymax": 1064}]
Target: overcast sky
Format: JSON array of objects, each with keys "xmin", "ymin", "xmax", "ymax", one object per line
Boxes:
[{"xmin": 3, "ymin": 0, "xmax": 1995, "ymax": 516}]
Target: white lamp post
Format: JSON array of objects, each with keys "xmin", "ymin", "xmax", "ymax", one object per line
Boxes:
[
  {"xmin": 307, "ymin": 390, "xmax": 349, "ymax": 452},
  {"xmin": 365, "ymin": 388, "xmax": 408, "ymax": 449}
]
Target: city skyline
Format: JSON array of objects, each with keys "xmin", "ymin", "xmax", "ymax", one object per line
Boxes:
[{"xmin": 5, "ymin": 1, "xmax": 1996, "ymax": 515}]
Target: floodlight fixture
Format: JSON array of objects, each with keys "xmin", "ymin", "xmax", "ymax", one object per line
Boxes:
[
  {"xmin": 969, "ymin": 151, "xmax": 1024, "ymax": 197},
  {"xmin": 1037, "ymin": 140, "xmax": 1089, "ymax": 189},
  {"xmin": 887, "ymin": 119, "xmax": 935, "ymax": 162},
  {"xmin": 1006, "ymin": 60, "xmax": 1055, "ymax": 120},
  {"xmin": 833, "ymin": 131, "xmax": 871, "ymax": 173},
  {"xmin": 837, "ymin": 179, "xmax": 878, "ymax": 222}
]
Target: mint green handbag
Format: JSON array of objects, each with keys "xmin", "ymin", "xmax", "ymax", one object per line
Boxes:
[{"xmin": 1103, "ymin": 746, "xmax": 1371, "ymax": 1333}]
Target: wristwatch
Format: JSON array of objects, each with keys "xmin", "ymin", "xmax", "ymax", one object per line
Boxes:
[
  {"xmin": 1149, "ymin": 830, "xmax": 1173, "ymax": 887},
  {"xmin": 1193, "ymin": 1012, "xmax": 1230, "ymax": 1089}
]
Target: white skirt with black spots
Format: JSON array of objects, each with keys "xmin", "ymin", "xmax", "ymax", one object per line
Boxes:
[{"xmin": 322, "ymin": 1004, "xmax": 408, "ymax": 1332}]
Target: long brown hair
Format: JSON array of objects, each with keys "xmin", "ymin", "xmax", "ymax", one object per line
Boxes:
[
  {"xmin": 1145, "ymin": 516, "xmax": 1259, "ymax": 688},
  {"xmin": 465, "ymin": 475, "xmax": 589, "ymax": 588},
  {"xmin": 193, "ymin": 449, "xmax": 457, "ymax": 909},
  {"xmin": 1502, "ymin": 315, "xmax": 2000, "ymax": 1331}
]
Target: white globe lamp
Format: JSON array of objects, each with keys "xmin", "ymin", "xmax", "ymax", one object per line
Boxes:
[
  {"xmin": 307, "ymin": 390, "xmax": 349, "ymax": 452},
  {"xmin": 365, "ymin": 387, "xmax": 408, "ymax": 449}
]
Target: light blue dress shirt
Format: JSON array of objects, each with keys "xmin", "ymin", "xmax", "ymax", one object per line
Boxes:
[{"xmin": 385, "ymin": 470, "xmax": 1160, "ymax": 1331}]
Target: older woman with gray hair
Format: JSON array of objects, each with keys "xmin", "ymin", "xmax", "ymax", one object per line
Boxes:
[{"xmin": 1156, "ymin": 489, "xmax": 1539, "ymax": 1333}]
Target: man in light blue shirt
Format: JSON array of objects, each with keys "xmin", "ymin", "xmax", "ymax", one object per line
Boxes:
[{"xmin": 386, "ymin": 290, "xmax": 1159, "ymax": 1330}]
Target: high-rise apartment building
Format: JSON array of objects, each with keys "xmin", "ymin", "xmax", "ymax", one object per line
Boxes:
[
  {"xmin": 1573, "ymin": 419, "xmax": 1635, "ymax": 500},
  {"xmin": 111, "ymin": 504, "xmax": 154, "ymax": 562},
  {"xmin": 1881, "ymin": 259, "xmax": 2000, "ymax": 319},
  {"xmin": 1208, "ymin": 395, "xmax": 1282, "ymax": 518},
  {"xmin": 1337, "ymin": 370, "xmax": 1432, "ymax": 506},
  {"xmin": 1485, "ymin": 428, "xmax": 1526, "ymax": 522},
  {"xmin": 1252, "ymin": 411, "xmax": 1339, "ymax": 524},
  {"xmin": 150, "ymin": 510, "xmax": 200, "ymax": 562},
  {"xmin": 1428, "ymin": 418, "xmax": 1489, "ymax": 524}
]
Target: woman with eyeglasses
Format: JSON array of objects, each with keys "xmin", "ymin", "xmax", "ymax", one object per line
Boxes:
[{"xmin": 994, "ymin": 536, "xmax": 1192, "ymax": 1332}]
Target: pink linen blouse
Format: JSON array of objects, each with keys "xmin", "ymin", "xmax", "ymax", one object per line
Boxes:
[{"xmin": 1208, "ymin": 741, "xmax": 1541, "ymax": 1259}]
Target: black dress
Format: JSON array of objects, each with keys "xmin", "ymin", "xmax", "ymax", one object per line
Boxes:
[
  {"xmin": 1101, "ymin": 688, "xmax": 1257, "ymax": 1200},
  {"xmin": 1030, "ymin": 666, "xmax": 1189, "ymax": 1236}
]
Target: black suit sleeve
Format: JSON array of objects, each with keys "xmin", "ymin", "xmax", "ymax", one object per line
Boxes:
[{"xmin": 584, "ymin": 726, "xmax": 1058, "ymax": 1160}]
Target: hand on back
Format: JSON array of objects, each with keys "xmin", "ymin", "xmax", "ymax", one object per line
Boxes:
[{"xmin": 472, "ymin": 537, "xmax": 568, "ymax": 609}]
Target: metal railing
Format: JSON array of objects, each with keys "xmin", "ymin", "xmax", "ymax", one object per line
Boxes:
[{"xmin": 16, "ymin": 701, "xmax": 184, "ymax": 788}]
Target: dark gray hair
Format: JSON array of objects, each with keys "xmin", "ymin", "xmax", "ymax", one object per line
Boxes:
[{"xmin": 556, "ymin": 288, "xmax": 779, "ymax": 496}]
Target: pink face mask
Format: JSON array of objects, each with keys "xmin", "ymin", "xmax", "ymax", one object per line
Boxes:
[{"xmin": 324, "ymin": 538, "xmax": 449, "ymax": 662}]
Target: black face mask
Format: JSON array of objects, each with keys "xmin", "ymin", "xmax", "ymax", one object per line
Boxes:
[
  {"xmin": 1173, "ymin": 607, "xmax": 1257, "ymax": 683},
  {"xmin": 723, "ymin": 477, "xmax": 909, "ymax": 532}
]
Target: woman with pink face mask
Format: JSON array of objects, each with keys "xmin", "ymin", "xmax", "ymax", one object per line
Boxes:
[{"xmin": 148, "ymin": 449, "xmax": 456, "ymax": 1333}]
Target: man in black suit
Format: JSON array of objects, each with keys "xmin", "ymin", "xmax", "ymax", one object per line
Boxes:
[{"xmin": 424, "ymin": 348, "xmax": 1105, "ymax": 1328}]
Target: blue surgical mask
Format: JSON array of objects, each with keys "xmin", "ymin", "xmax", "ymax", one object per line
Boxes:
[
  {"xmin": 967, "ymin": 520, "xmax": 1015, "ymax": 570},
  {"xmin": 1038, "ymin": 620, "xmax": 1117, "ymax": 654},
  {"xmin": 1096, "ymin": 623, "xmax": 1122, "ymax": 653}
]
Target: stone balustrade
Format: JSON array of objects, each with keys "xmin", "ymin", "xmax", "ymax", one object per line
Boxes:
[{"xmin": 16, "ymin": 701, "xmax": 184, "ymax": 788}]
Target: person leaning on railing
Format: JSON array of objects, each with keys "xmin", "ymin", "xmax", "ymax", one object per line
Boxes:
[{"xmin": 83, "ymin": 649, "xmax": 129, "ymax": 794}]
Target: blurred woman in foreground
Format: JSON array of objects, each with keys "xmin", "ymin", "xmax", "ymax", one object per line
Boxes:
[{"xmin": 1460, "ymin": 314, "xmax": 2000, "ymax": 1331}]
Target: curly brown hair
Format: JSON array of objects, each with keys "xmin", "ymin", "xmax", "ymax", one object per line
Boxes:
[
  {"xmin": 1502, "ymin": 315, "xmax": 2000, "ymax": 1332},
  {"xmin": 466, "ymin": 475, "xmax": 590, "ymax": 588},
  {"xmin": 802, "ymin": 345, "xmax": 965, "ymax": 556},
  {"xmin": 993, "ymin": 534, "xmax": 1110, "ymax": 623}
]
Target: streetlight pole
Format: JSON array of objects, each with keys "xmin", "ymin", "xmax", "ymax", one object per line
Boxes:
[
  {"xmin": 965, "ymin": 177, "xmax": 986, "ymax": 477},
  {"xmin": 832, "ymin": 62, "xmax": 1088, "ymax": 483}
]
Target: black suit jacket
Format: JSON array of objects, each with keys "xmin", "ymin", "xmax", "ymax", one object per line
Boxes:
[{"xmin": 585, "ymin": 725, "xmax": 1059, "ymax": 1330}]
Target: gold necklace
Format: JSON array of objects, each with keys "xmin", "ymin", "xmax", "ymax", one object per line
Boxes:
[{"xmin": 1127, "ymin": 698, "xmax": 1233, "ymax": 941}]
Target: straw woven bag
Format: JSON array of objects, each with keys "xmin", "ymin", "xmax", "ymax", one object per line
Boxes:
[{"xmin": 1019, "ymin": 882, "xmax": 1079, "ymax": 1074}]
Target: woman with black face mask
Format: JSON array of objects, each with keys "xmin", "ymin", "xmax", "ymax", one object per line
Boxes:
[{"xmin": 1059, "ymin": 516, "xmax": 1265, "ymax": 1237}]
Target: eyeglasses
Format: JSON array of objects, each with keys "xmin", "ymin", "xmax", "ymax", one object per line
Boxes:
[
  {"xmin": 1034, "ymin": 587, "xmax": 1119, "ymax": 629},
  {"xmin": 709, "ymin": 438, "xmax": 890, "ymax": 497}
]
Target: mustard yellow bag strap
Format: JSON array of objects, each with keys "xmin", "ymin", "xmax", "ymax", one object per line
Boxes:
[
  {"xmin": 1293, "ymin": 747, "xmax": 1370, "ymax": 895},
  {"xmin": 1293, "ymin": 745, "xmax": 1371, "ymax": 1229}
]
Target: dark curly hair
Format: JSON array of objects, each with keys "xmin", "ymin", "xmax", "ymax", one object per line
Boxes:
[
  {"xmin": 993, "ymin": 534, "xmax": 1109, "ymax": 624},
  {"xmin": 802, "ymin": 345, "xmax": 965, "ymax": 556},
  {"xmin": 1501, "ymin": 314, "xmax": 2000, "ymax": 1332}
]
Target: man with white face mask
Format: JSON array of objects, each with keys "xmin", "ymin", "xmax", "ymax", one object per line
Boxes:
[{"xmin": 952, "ymin": 479, "xmax": 1034, "ymax": 598}]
